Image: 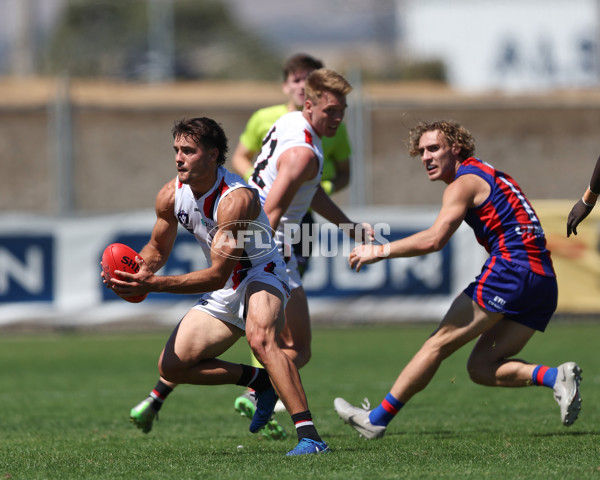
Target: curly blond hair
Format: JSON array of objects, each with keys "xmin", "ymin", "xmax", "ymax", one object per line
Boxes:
[{"xmin": 408, "ymin": 120, "xmax": 475, "ymax": 160}]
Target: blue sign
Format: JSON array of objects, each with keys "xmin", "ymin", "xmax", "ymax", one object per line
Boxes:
[
  {"xmin": 101, "ymin": 233, "xmax": 204, "ymax": 302},
  {"xmin": 100, "ymin": 227, "xmax": 453, "ymax": 302},
  {"xmin": 0, "ymin": 235, "xmax": 54, "ymax": 303},
  {"xmin": 302, "ymin": 228, "xmax": 452, "ymax": 297}
]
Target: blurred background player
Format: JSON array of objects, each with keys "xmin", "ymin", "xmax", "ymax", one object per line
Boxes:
[
  {"xmin": 120, "ymin": 117, "xmax": 329, "ymax": 455},
  {"xmin": 335, "ymin": 120, "xmax": 582, "ymax": 439},
  {"xmin": 566, "ymin": 154, "xmax": 600, "ymax": 237}
]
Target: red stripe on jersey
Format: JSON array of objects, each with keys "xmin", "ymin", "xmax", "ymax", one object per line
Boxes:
[
  {"xmin": 203, "ymin": 188, "xmax": 219, "ymax": 218},
  {"xmin": 202, "ymin": 178, "xmax": 230, "ymax": 220},
  {"xmin": 477, "ymin": 201, "xmax": 511, "ymax": 262},
  {"xmin": 495, "ymin": 175, "xmax": 547, "ymax": 275},
  {"xmin": 231, "ymin": 261, "xmax": 247, "ymax": 290},
  {"xmin": 496, "ymin": 176, "xmax": 531, "ymax": 229},
  {"xmin": 264, "ymin": 261, "xmax": 275, "ymax": 274},
  {"xmin": 472, "ymin": 159, "xmax": 495, "ymax": 176},
  {"xmin": 477, "ymin": 256, "xmax": 496, "ymax": 306},
  {"xmin": 304, "ymin": 128, "xmax": 313, "ymax": 146},
  {"xmin": 523, "ymin": 249, "xmax": 546, "ymax": 275},
  {"xmin": 218, "ymin": 178, "xmax": 231, "ymax": 197},
  {"xmin": 535, "ymin": 366, "xmax": 549, "ymax": 386}
]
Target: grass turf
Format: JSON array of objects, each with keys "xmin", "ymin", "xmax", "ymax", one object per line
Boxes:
[{"xmin": 1, "ymin": 321, "xmax": 599, "ymax": 479}]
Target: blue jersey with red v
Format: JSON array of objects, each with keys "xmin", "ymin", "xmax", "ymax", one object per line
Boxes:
[{"xmin": 456, "ymin": 157, "xmax": 555, "ymax": 277}]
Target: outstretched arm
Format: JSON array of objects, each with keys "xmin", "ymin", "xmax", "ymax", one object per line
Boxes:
[
  {"xmin": 310, "ymin": 185, "xmax": 373, "ymax": 242},
  {"xmin": 349, "ymin": 175, "xmax": 479, "ymax": 272},
  {"xmin": 567, "ymin": 155, "xmax": 600, "ymax": 237}
]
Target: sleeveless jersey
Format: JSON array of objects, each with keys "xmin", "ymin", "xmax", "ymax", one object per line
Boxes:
[
  {"xmin": 248, "ymin": 111, "xmax": 324, "ymax": 242},
  {"xmin": 174, "ymin": 166, "xmax": 282, "ymax": 290},
  {"xmin": 239, "ymin": 103, "xmax": 351, "ymax": 183},
  {"xmin": 456, "ymin": 157, "xmax": 555, "ymax": 277}
]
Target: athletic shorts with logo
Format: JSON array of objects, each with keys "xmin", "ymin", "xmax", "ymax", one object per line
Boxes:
[
  {"xmin": 192, "ymin": 260, "xmax": 290, "ymax": 331},
  {"xmin": 463, "ymin": 256, "xmax": 557, "ymax": 332}
]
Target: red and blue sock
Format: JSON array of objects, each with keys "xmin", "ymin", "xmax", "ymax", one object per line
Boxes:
[
  {"xmin": 369, "ymin": 393, "xmax": 404, "ymax": 427},
  {"xmin": 532, "ymin": 365, "xmax": 558, "ymax": 388}
]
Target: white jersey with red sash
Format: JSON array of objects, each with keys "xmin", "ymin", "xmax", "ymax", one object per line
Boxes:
[
  {"xmin": 174, "ymin": 165, "xmax": 286, "ymax": 292},
  {"xmin": 248, "ymin": 111, "xmax": 324, "ymax": 250}
]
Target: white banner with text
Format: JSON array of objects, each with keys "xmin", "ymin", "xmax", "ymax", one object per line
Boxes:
[{"xmin": 0, "ymin": 208, "xmax": 487, "ymax": 327}]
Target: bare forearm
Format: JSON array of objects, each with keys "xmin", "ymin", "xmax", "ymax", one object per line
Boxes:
[
  {"xmin": 386, "ymin": 228, "xmax": 447, "ymax": 259},
  {"xmin": 310, "ymin": 186, "xmax": 352, "ymax": 225},
  {"xmin": 150, "ymin": 269, "xmax": 227, "ymax": 294},
  {"xmin": 139, "ymin": 243, "xmax": 170, "ymax": 273}
]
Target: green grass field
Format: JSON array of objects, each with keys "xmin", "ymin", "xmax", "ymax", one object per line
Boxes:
[{"xmin": 1, "ymin": 321, "xmax": 599, "ymax": 479}]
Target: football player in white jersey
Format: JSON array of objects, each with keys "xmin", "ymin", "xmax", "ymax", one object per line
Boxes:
[
  {"xmin": 248, "ymin": 68, "xmax": 373, "ymax": 372},
  {"xmin": 108, "ymin": 117, "xmax": 329, "ymax": 456}
]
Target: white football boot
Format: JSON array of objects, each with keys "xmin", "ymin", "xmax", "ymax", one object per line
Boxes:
[
  {"xmin": 334, "ymin": 397, "xmax": 386, "ymax": 439},
  {"xmin": 552, "ymin": 362, "xmax": 582, "ymax": 426}
]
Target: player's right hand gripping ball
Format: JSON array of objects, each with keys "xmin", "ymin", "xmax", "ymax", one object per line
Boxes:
[{"xmin": 101, "ymin": 243, "xmax": 148, "ymax": 303}]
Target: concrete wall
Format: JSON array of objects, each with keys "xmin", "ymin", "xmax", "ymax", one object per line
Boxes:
[{"xmin": 2, "ymin": 78, "xmax": 599, "ymax": 215}]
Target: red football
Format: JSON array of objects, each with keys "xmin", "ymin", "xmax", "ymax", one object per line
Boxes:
[{"xmin": 101, "ymin": 243, "xmax": 147, "ymax": 303}]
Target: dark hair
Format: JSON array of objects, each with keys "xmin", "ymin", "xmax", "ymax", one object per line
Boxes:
[
  {"xmin": 172, "ymin": 117, "xmax": 228, "ymax": 166},
  {"xmin": 282, "ymin": 53, "xmax": 324, "ymax": 81},
  {"xmin": 408, "ymin": 120, "xmax": 475, "ymax": 160}
]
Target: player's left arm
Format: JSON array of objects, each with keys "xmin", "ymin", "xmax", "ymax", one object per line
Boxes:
[
  {"xmin": 322, "ymin": 157, "xmax": 350, "ymax": 194},
  {"xmin": 322, "ymin": 125, "xmax": 351, "ymax": 194},
  {"xmin": 310, "ymin": 185, "xmax": 373, "ymax": 242},
  {"xmin": 112, "ymin": 188, "xmax": 260, "ymax": 295},
  {"xmin": 349, "ymin": 175, "xmax": 481, "ymax": 272}
]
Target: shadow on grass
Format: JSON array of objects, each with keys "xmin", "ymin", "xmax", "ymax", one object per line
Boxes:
[{"xmin": 531, "ymin": 430, "xmax": 599, "ymax": 438}]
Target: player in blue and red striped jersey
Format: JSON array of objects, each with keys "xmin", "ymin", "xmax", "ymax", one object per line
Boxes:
[{"xmin": 334, "ymin": 120, "xmax": 582, "ymax": 439}]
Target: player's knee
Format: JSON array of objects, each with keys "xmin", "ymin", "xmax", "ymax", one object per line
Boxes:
[
  {"xmin": 247, "ymin": 330, "xmax": 271, "ymax": 361},
  {"xmin": 279, "ymin": 335, "xmax": 311, "ymax": 368},
  {"xmin": 466, "ymin": 357, "xmax": 492, "ymax": 385},
  {"xmin": 158, "ymin": 360, "xmax": 178, "ymax": 383},
  {"xmin": 293, "ymin": 345, "xmax": 311, "ymax": 369},
  {"xmin": 158, "ymin": 352, "xmax": 183, "ymax": 383},
  {"xmin": 467, "ymin": 365, "xmax": 485, "ymax": 385}
]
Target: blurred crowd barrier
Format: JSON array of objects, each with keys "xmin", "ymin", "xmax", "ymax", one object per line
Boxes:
[
  {"xmin": 1, "ymin": 201, "xmax": 598, "ymax": 328},
  {"xmin": 0, "ymin": 207, "xmax": 485, "ymax": 327}
]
